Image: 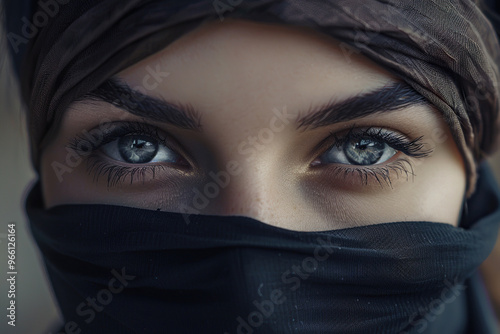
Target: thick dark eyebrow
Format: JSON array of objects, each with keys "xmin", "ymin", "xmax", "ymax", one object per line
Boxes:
[
  {"xmin": 77, "ymin": 78, "xmax": 202, "ymax": 131},
  {"xmin": 296, "ymin": 82, "xmax": 430, "ymax": 131},
  {"xmin": 79, "ymin": 79, "xmax": 427, "ymax": 132}
]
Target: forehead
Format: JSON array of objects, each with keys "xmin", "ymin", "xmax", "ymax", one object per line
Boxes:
[{"xmin": 116, "ymin": 19, "xmax": 397, "ymax": 112}]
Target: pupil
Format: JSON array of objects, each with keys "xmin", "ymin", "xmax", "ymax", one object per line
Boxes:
[
  {"xmin": 344, "ymin": 138, "xmax": 385, "ymax": 165},
  {"xmin": 118, "ymin": 135, "xmax": 159, "ymax": 163}
]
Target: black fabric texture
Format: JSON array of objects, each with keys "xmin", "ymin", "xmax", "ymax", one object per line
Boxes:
[{"xmin": 25, "ymin": 162, "xmax": 500, "ymax": 333}]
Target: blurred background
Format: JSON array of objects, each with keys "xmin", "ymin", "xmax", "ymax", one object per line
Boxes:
[
  {"xmin": 1, "ymin": 29, "xmax": 500, "ymax": 334},
  {"xmin": 0, "ymin": 48, "xmax": 61, "ymax": 333}
]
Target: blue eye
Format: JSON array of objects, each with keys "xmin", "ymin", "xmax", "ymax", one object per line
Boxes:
[
  {"xmin": 67, "ymin": 121, "xmax": 192, "ymax": 187},
  {"xmin": 100, "ymin": 134, "xmax": 180, "ymax": 164},
  {"xmin": 314, "ymin": 127, "xmax": 432, "ymax": 168},
  {"xmin": 320, "ymin": 136, "xmax": 397, "ymax": 166}
]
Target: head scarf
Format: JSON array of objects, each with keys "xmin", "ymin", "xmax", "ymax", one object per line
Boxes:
[{"xmin": 2, "ymin": 0, "xmax": 500, "ymax": 196}]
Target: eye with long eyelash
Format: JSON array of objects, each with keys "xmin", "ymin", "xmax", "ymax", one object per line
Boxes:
[
  {"xmin": 66, "ymin": 121, "xmax": 189, "ymax": 187},
  {"xmin": 311, "ymin": 126, "xmax": 433, "ymax": 187}
]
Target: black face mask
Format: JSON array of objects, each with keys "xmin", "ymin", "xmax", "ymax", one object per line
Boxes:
[{"xmin": 26, "ymin": 163, "xmax": 500, "ymax": 334}]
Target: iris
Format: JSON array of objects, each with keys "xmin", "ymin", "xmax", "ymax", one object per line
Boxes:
[
  {"xmin": 345, "ymin": 138, "xmax": 386, "ymax": 165},
  {"xmin": 118, "ymin": 135, "xmax": 159, "ymax": 164}
]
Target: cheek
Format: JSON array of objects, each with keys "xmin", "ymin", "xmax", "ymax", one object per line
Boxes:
[
  {"xmin": 407, "ymin": 136, "xmax": 466, "ymax": 226},
  {"xmin": 301, "ymin": 136, "xmax": 466, "ymax": 228},
  {"xmin": 363, "ymin": 129, "xmax": 466, "ymax": 227}
]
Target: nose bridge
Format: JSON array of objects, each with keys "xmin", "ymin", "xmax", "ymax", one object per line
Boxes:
[
  {"xmin": 184, "ymin": 123, "xmax": 284, "ymax": 220},
  {"xmin": 216, "ymin": 161, "xmax": 274, "ymax": 217},
  {"xmin": 196, "ymin": 100, "xmax": 297, "ymax": 222}
]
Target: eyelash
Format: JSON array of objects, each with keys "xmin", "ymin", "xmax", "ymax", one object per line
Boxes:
[
  {"xmin": 67, "ymin": 122, "xmax": 187, "ymax": 187},
  {"xmin": 311, "ymin": 126, "xmax": 433, "ymax": 187},
  {"xmin": 67, "ymin": 122, "xmax": 432, "ymax": 188},
  {"xmin": 326, "ymin": 127, "xmax": 431, "ymax": 158}
]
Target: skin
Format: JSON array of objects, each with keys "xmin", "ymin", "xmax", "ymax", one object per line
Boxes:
[{"xmin": 40, "ymin": 19, "xmax": 466, "ymax": 231}]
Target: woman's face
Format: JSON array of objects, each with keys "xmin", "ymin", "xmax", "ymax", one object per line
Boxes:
[{"xmin": 40, "ymin": 19, "xmax": 466, "ymax": 231}]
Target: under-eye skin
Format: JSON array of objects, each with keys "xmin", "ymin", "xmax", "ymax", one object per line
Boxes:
[
  {"xmin": 310, "ymin": 127, "xmax": 434, "ymax": 187},
  {"xmin": 67, "ymin": 121, "xmax": 191, "ymax": 187}
]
